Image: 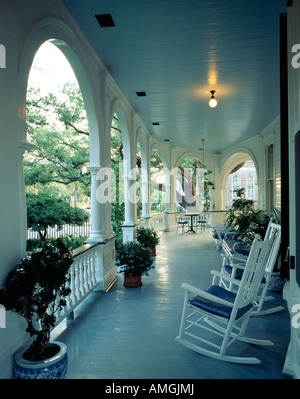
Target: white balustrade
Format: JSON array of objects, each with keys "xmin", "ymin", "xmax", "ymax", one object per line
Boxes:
[{"xmin": 53, "ymin": 240, "xmax": 117, "ymax": 327}]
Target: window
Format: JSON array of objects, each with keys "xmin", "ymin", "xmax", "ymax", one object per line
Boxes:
[
  {"xmin": 232, "ymin": 175, "xmax": 241, "ymax": 197},
  {"xmin": 246, "ymin": 175, "xmax": 254, "ymax": 198}
]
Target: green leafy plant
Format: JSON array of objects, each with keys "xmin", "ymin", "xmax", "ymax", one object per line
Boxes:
[
  {"xmin": 0, "ymin": 239, "xmax": 73, "ymax": 360},
  {"xmin": 27, "ymin": 193, "xmax": 89, "ymax": 240},
  {"xmin": 239, "ymin": 211, "xmax": 271, "ymax": 246},
  {"xmin": 116, "ymin": 241, "xmax": 155, "ymax": 277},
  {"xmin": 135, "ymin": 227, "xmax": 160, "ymax": 249},
  {"xmin": 27, "ymin": 235, "xmax": 88, "ymax": 252},
  {"xmin": 231, "ymin": 188, "xmax": 254, "ymax": 214}
]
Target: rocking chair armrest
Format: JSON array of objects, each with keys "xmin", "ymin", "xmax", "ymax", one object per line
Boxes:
[{"xmin": 181, "ymin": 282, "xmax": 234, "ymax": 308}]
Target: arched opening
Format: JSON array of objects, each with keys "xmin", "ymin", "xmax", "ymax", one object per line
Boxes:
[
  {"xmin": 176, "ymin": 156, "xmax": 212, "ymax": 212},
  {"xmin": 25, "ymin": 40, "xmax": 91, "ymax": 246},
  {"xmin": 136, "ymin": 138, "xmax": 142, "ymax": 219},
  {"xmin": 110, "ymin": 112, "xmax": 124, "ymax": 233},
  {"xmin": 150, "ymin": 148, "xmax": 166, "ymax": 214},
  {"xmin": 225, "ymin": 159, "xmax": 258, "ymax": 209}
]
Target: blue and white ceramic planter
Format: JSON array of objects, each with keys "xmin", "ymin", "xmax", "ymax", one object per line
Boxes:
[
  {"xmin": 267, "ymin": 272, "xmax": 286, "ymax": 292},
  {"xmin": 14, "ymin": 341, "xmax": 68, "ymax": 379}
]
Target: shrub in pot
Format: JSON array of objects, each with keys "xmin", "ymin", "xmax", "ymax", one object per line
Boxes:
[
  {"xmin": 116, "ymin": 241, "xmax": 155, "ymax": 287},
  {"xmin": 135, "ymin": 227, "xmax": 160, "ymax": 256},
  {"xmin": 0, "ymin": 239, "xmax": 73, "ymax": 379}
]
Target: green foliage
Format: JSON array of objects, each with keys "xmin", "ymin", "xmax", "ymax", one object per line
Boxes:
[
  {"xmin": 135, "ymin": 227, "xmax": 160, "ymax": 249},
  {"xmin": 116, "ymin": 241, "xmax": 155, "ymax": 277},
  {"xmin": 231, "ymin": 188, "xmax": 254, "ymax": 213},
  {"xmin": 111, "ymin": 202, "xmax": 125, "ymax": 233},
  {"xmin": 27, "ymin": 193, "xmax": 89, "ymax": 240},
  {"xmin": 0, "ymin": 239, "xmax": 73, "ymax": 360},
  {"xmin": 241, "ymin": 213, "xmax": 270, "ymax": 247},
  {"xmin": 25, "ymin": 84, "xmax": 90, "ymax": 196},
  {"xmin": 27, "ymin": 235, "xmax": 88, "ymax": 252},
  {"xmin": 225, "ymin": 188, "xmax": 270, "ymax": 244}
]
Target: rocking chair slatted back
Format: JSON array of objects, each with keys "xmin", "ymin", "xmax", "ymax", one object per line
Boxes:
[{"xmin": 232, "ymin": 235, "xmax": 273, "ymax": 314}]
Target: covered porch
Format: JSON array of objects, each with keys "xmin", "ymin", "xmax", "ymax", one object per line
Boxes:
[
  {"xmin": 2, "ymin": 0, "xmax": 300, "ymax": 380},
  {"xmin": 53, "ymin": 230, "xmax": 290, "ymax": 380}
]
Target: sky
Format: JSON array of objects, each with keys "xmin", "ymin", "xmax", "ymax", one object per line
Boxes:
[{"xmin": 28, "ymin": 41, "xmax": 77, "ymax": 94}]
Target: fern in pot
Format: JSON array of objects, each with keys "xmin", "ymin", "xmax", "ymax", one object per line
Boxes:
[{"xmin": 0, "ymin": 239, "xmax": 73, "ymax": 379}]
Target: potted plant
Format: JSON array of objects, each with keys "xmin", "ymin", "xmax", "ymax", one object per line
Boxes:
[
  {"xmin": 135, "ymin": 227, "xmax": 160, "ymax": 256},
  {"xmin": 116, "ymin": 241, "xmax": 155, "ymax": 287},
  {"xmin": 0, "ymin": 239, "xmax": 73, "ymax": 379},
  {"xmin": 239, "ymin": 208, "xmax": 286, "ymax": 292}
]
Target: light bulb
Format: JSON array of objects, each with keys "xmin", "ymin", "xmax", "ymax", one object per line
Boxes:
[{"xmin": 209, "ymin": 97, "xmax": 217, "ymax": 108}]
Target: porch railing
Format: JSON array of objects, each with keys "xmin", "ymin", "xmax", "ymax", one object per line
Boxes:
[
  {"xmin": 137, "ymin": 212, "xmax": 167, "ymax": 231},
  {"xmin": 53, "ymin": 238, "xmax": 117, "ymax": 329}
]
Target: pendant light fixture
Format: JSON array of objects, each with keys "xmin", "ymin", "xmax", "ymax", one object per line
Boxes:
[
  {"xmin": 209, "ymin": 90, "xmax": 217, "ymax": 108},
  {"xmin": 200, "ymin": 138, "xmax": 206, "ymax": 169}
]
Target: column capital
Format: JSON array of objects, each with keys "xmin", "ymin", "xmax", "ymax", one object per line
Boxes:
[{"xmin": 88, "ymin": 165, "xmax": 103, "ymax": 174}]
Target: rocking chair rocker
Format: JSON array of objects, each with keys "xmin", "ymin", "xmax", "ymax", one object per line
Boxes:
[{"xmin": 175, "ymin": 235, "xmax": 274, "ymax": 364}]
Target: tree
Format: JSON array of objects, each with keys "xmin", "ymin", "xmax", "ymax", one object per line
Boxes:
[
  {"xmin": 27, "ymin": 193, "xmax": 89, "ymax": 240},
  {"xmin": 25, "ymin": 84, "xmax": 90, "ymax": 198}
]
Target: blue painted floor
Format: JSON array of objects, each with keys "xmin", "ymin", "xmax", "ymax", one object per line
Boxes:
[{"xmin": 54, "ymin": 231, "xmax": 290, "ymax": 380}]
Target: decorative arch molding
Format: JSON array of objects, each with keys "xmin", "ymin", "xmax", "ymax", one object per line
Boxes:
[
  {"xmin": 174, "ymin": 151, "xmax": 203, "ymax": 169},
  {"xmin": 18, "ymin": 17, "xmax": 102, "ymax": 165},
  {"xmin": 150, "ymin": 142, "xmax": 168, "ymax": 170},
  {"xmin": 220, "ymin": 148, "xmax": 258, "ymax": 192}
]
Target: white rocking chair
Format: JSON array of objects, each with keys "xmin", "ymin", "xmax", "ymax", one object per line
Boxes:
[
  {"xmin": 175, "ymin": 235, "xmax": 274, "ymax": 364},
  {"xmin": 220, "ymin": 223, "xmax": 284, "ymax": 316}
]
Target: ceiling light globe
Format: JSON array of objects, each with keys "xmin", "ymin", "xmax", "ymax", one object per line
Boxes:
[{"xmin": 209, "ymin": 97, "xmax": 217, "ymax": 108}]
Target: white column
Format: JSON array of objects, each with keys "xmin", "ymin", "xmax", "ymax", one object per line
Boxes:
[
  {"xmin": 141, "ymin": 166, "xmax": 150, "ymax": 219},
  {"xmin": 88, "ymin": 166, "xmax": 106, "ymax": 243},
  {"xmin": 122, "ymin": 170, "xmax": 137, "ymax": 242}
]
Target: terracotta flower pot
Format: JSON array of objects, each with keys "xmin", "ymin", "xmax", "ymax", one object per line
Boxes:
[
  {"xmin": 149, "ymin": 247, "xmax": 156, "ymax": 257},
  {"xmin": 124, "ymin": 273, "xmax": 142, "ymax": 287}
]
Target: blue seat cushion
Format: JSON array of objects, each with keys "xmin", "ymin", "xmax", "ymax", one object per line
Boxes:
[
  {"xmin": 189, "ymin": 285, "xmax": 253, "ymax": 320},
  {"xmin": 223, "ymin": 238, "xmax": 250, "ymax": 256},
  {"xmin": 178, "ymin": 221, "xmax": 187, "ymax": 225},
  {"xmin": 224, "ymin": 265, "xmax": 266, "ymax": 284}
]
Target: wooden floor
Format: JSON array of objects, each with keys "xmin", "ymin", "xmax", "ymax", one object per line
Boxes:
[{"xmin": 53, "ymin": 230, "xmax": 290, "ymax": 380}]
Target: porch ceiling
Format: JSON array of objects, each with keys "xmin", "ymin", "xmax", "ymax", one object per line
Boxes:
[{"xmin": 62, "ymin": 0, "xmax": 286, "ymax": 153}]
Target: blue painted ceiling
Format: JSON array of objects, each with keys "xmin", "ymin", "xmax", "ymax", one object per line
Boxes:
[{"xmin": 62, "ymin": 0, "xmax": 287, "ymax": 153}]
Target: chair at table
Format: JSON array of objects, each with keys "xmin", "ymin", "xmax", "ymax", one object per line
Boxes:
[
  {"xmin": 196, "ymin": 212, "xmax": 208, "ymax": 232},
  {"xmin": 220, "ymin": 223, "xmax": 284, "ymax": 316},
  {"xmin": 176, "ymin": 213, "xmax": 189, "ymax": 234},
  {"xmin": 175, "ymin": 235, "xmax": 274, "ymax": 364}
]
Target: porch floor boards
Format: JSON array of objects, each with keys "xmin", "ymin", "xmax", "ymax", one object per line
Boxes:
[{"xmin": 54, "ymin": 230, "xmax": 290, "ymax": 379}]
